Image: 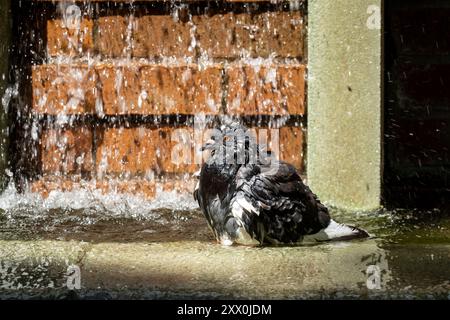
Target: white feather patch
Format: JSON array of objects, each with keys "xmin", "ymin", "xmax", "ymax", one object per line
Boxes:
[
  {"xmin": 235, "ymin": 194, "xmax": 259, "ymax": 216},
  {"xmin": 303, "ymin": 220, "xmax": 362, "ymax": 242},
  {"xmin": 231, "ymin": 200, "xmax": 244, "ymax": 220},
  {"xmin": 221, "ymin": 239, "xmax": 234, "ymax": 246},
  {"xmin": 194, "ymin": 180, "xmax": 199, "ymax": 193},
  {"xmin": 230, "ymin": 197, "xmax": 261, "ymax": 245}
]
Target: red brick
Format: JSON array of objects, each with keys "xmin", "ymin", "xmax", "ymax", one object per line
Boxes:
[
  {"xmin": 30, "ymin": 177, "xmax": 156, "ymax": 199},
  {"xmin": 141, "ymin": 65, "xmax": 223, "ymax": 115},
  {"xmin": 155, "ymin": 127, "xmax": 198, "ymax": 174},
  {"xmin": 95, "ymin": 127, "xmax": 198, "ymax": 177},
  {"xmin": 46, "ymin": 11, "xmax": 303, "ymax": 60},
  {"xmin": 193, "ymin": 11, "xmax": 304, "ymax": 59},
  {"xmin": 96, "ymin": 65, "xmax": 142, "ymax": 115},
  {"xmin": 95, "ymin": 127, "xmax": 157, "ymax": 178},
  {"xmin": 157, "ymin": 176, "xmax": 198, "ymax": 194},
  {"xmin": 40, "ymin": 127, "xmax": 93, "ymax": 176},
  {"xmin": 95, "ymin": 16, "xmax": 131, "ymax": 58},
  {"xmin": 132, "ymin": 15, "xmax": 193, "ymax": 58},
  {"xmin": 95, "ymin": 179, "xmax": 156, "ymax": 199},
  {"xmin": 31, "ymin": 178, "xmax": 80, "ymax": 198},
  {"xmin": 226, "ymin": 64, "xmax": 305, "ymax": 115},
  {"xmin": 98, "ymin": 64, "xmax": 223, "ymax": 115},
  {"xmin": 193, "ymin": 12, "xmax": 252, "ymax": 59},
  {"xmin": 279, "ymin": 126, "xmax": 304, "ymax": 171},
  {"xmin": 254, "ymin": 126, "xmax": 304, "ymax": 171},
  {"xmin": 47, "ymin": 19, "xmax": 93, "ymax": 57},
  {"xmin": 254, "ymin": 11, "xmax": 304, "ymax": 58},
  {"xmin": 32, "ymin": 65, "xmax": 98, "ymax": 115}
]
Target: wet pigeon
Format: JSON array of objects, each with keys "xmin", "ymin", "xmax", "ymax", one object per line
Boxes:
[{"xmin": 194, "ymin": 121, "xmax": 369, "ymax": 246}]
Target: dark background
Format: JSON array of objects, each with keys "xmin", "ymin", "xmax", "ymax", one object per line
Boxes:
[{"xmin": 384, "ymin": 0, "xmax": 450, "ymax": 208}]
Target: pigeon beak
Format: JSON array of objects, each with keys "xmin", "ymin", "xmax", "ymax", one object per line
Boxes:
[{"xmin": 201, "ymin": 139, "xmax": 215, "ymax": 151}]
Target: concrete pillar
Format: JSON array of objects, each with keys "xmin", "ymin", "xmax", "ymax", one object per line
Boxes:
[
  {"xmin": 307, "ymin": 0, "xmax": 382, "ymax": 211},
  {"xmin": 0, "ymin": 0, "xmax": 10, "ymax": 192}
]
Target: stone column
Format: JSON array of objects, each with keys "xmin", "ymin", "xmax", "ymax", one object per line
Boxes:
[
  {"xmin": 0, "ymin": 0, "xmax": 10, "ymax": 192},
  {"xmin": 307, "ymin": 0, "xmax": 382, "ymax": 211}
]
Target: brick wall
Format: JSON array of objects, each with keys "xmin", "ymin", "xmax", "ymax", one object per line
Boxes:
[{"xmin": 14, "ymin": 1, "xmax": 307, "ymax": 199}]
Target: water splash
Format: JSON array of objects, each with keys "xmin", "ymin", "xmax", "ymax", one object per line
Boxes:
[
  {"xmin": 5, "ymin": 0, "xmax": 307, "ymax": 210},
  {"xmin": 1, "ymin": 83, "xmax": 18, "ymax": 113},
  {"xmin": 0, "ymin": 181, "xmax": 198, "ymax": 221}
]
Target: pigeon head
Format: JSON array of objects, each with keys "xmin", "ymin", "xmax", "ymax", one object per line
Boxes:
[{"xmin": 201, "ymin": 121, "xmax": 260, "ymax": 166}]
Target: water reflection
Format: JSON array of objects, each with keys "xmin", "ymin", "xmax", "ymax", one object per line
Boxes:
[{"xmin": 0, "ymin": 184, "xmax": 449, "ymax": 298}]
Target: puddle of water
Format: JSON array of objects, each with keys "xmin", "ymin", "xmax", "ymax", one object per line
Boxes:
[
  {"xmin": 0, "ymin": 181, "xmax": 449, "ymax": 246},
  {"xmin": 0, "ymin": 182, "xmax": 212, "ymax": 242},
  {"xmin": 0, "ymin": 182, "xmax": 449, "ymax": 298},
  {"xmin": 330, "ymin": 207, "xmax": 450, "ymax": 245}
]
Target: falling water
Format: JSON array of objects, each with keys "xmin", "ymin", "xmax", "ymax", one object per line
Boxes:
[{"xmin": 0, "ymin": 0, "xmax": 307, "ymax": 218}]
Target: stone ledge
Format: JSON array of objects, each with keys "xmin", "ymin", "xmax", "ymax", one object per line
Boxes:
[{"xmin": 1, "ymin": 239, "xmax": 449, "ymax": 299}]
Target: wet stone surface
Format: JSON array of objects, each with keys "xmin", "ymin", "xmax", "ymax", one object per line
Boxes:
[{"xmin": 0, "ymin": 190, "xmax": 449, "ymax": 299}]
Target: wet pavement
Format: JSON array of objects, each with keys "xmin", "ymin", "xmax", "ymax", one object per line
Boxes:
[{"xmin": 0, "ymin": 191, "xmax": 449, "ymax": 299}]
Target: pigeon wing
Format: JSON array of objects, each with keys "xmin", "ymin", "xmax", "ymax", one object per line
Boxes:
[{"xmin": 232, "ymin": 161, "xmax": 330, "ymax": 242}]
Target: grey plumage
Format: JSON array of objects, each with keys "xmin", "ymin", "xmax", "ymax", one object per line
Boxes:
[{"xmin": 194, "ymin": 121, "xmax": 369, "ymax": 245}]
